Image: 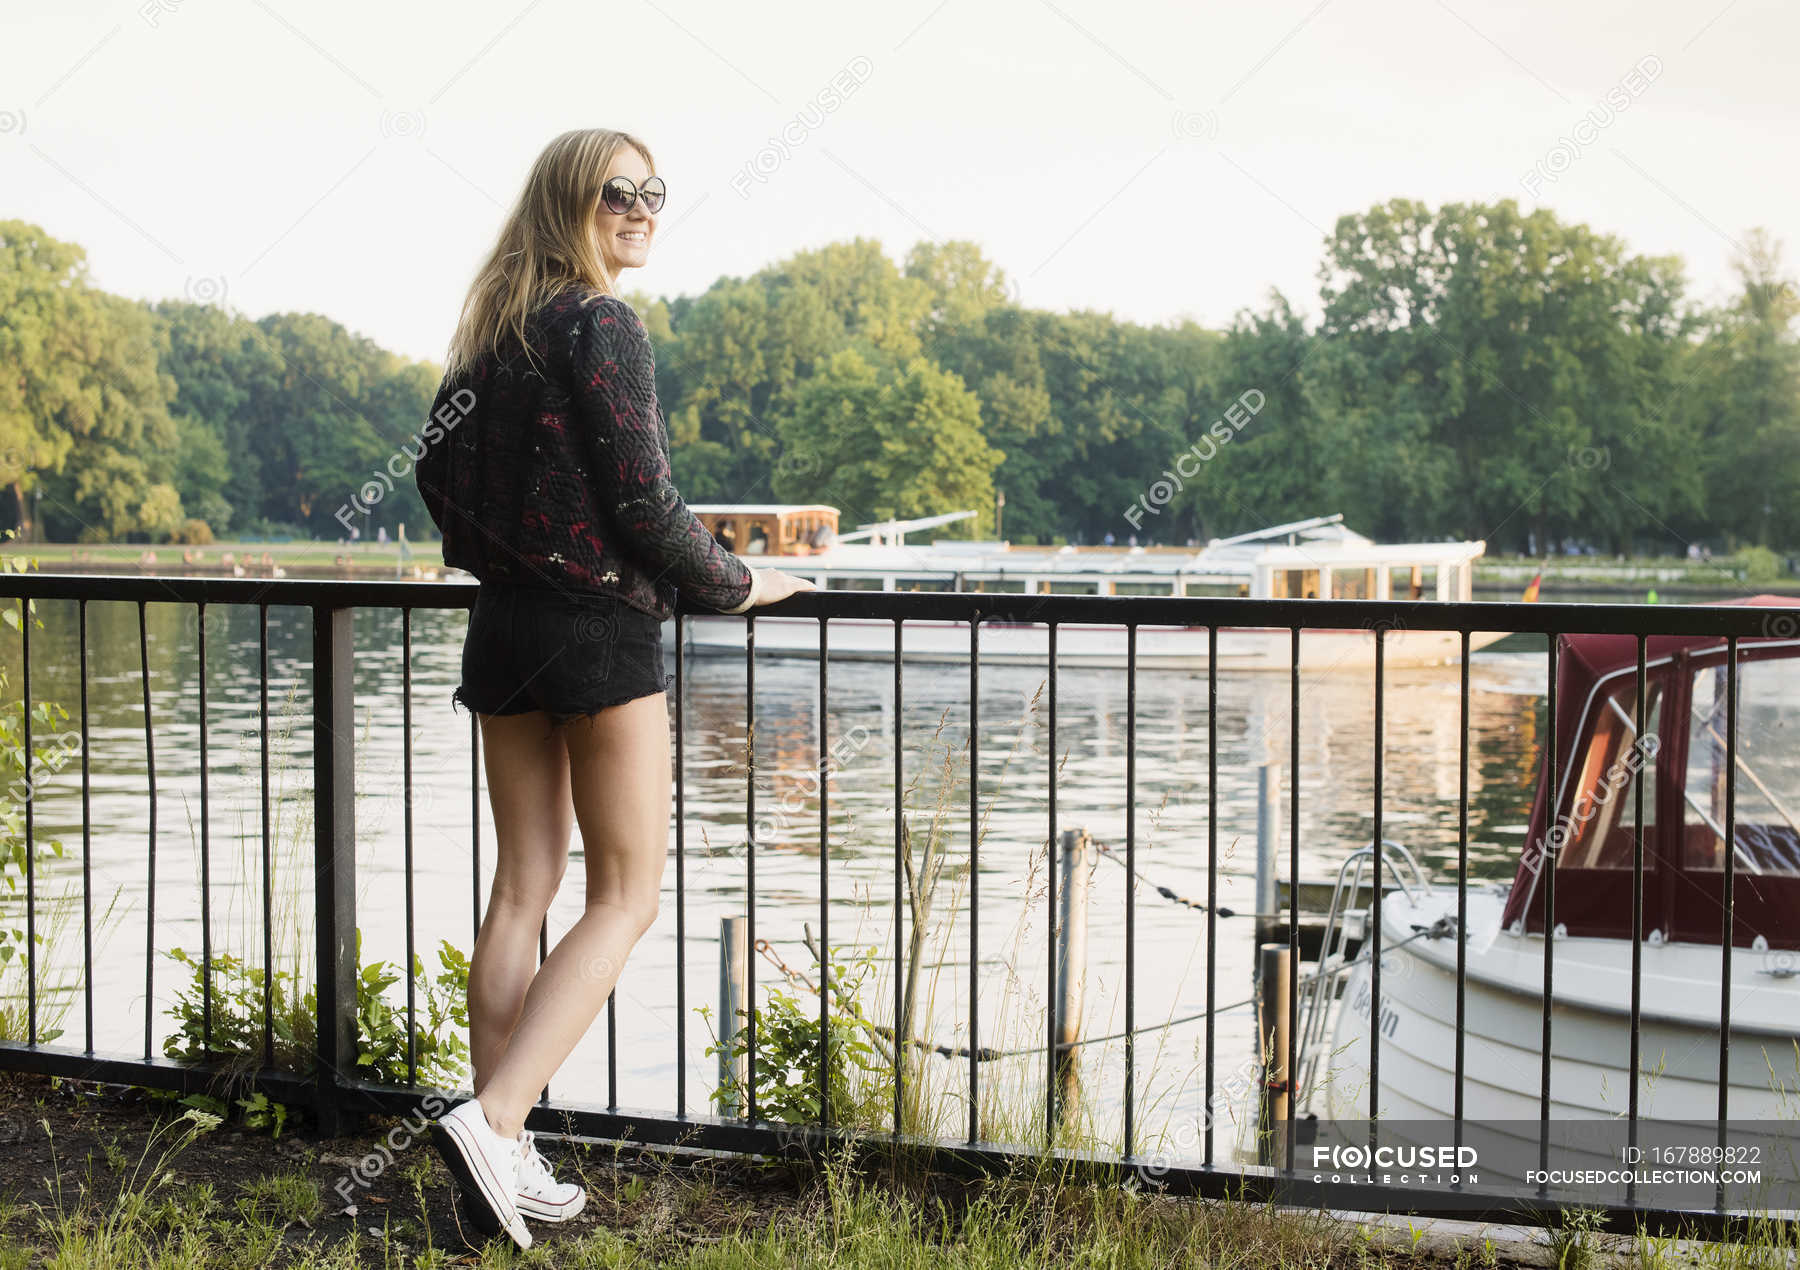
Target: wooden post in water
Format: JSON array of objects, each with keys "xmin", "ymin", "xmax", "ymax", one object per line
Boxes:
[
  {"xmin": 1255, "ymin": 762, "xmax": 1281, "ymax": 946},
  {"xmin": 719, "ymin": 916, "xmax": 749, "ymax": 1116},
  {"xmin": 1256, "ymin": 943, "xmax": 1291, "ymax": 1168},
  {"xmin": 1052, "ymin": 828, "xmax": 1095, "ymax": 1133}
]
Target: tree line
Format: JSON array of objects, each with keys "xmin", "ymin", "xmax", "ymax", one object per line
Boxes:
[{"xmin": 2, "ymin": 199, "xmax": 1794, "ymax": 555}]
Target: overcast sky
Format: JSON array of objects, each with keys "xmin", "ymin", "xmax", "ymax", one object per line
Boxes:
[{"xmin": 4, "ymin": 0, "xmax": 1795, "ymax": 365}]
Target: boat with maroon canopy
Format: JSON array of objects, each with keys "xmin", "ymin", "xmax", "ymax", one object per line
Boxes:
[{"xmin": 1300, "ymin": 597, "xmax": 1800, "ymax": 1125}]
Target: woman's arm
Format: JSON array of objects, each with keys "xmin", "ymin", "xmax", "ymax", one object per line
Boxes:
[
  {"xmin": 413, "ymin": 377, "xmax": 458, "ymax": 537},
  {"xmin": 569, "ymin": 294, "xmax": 757, "ymax": 614}
]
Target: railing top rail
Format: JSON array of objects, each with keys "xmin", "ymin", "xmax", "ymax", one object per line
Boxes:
[{"xmin": 0, "ymin": 570, "xmax": 1794, "ymax": 638}]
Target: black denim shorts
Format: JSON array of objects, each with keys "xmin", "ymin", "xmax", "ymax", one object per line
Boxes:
[{"xmin": 452, "ymin": 581, "xmax": 669, "ymax": 730}]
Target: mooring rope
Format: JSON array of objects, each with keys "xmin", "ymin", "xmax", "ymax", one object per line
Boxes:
[{"xmin": 747, "ymin": 918, "xmax": 1455, "ymax": 1064}]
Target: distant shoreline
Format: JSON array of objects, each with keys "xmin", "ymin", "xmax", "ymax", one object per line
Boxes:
[{"xmin": 1, "ymin": 539, "xmax": 1793, "ymax": 597}]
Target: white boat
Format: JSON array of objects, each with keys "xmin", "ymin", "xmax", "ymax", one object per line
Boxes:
[
  {"xmin": 666, "ymin": 505, "xmax": 1503, "ymax": 670},
  {"xmin": 1288, "ymin": 600, "xmax": 1800, "ymax": 1140}
]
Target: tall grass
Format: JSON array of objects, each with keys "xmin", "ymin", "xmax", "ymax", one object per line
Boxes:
[{"xmin": 158, "ymin": 655, "xmax": 318, "ymax": 1076}]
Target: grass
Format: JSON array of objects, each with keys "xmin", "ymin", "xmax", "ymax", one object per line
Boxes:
[
  {"xmin": 2, "ymin": 1069, "xmax": 1794, "ymax": 1269},
  {"xmin": 0, "ymin": 1072, "xmax": 1475, "ymax": 1268}
]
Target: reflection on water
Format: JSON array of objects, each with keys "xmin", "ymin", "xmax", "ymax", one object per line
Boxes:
[{"xmin": 0, "ymin": 599, "xmax": 1550, "ymax": 1150}]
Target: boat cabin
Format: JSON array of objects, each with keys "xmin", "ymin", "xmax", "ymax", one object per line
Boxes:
[
  {"xmin": 682, "ymin": 507, "xmax": 1485, "ymax": 600},
  {"xmin": 689, "ymin": 504, "xmax": 839, "ymax": 557},
  {"xmin": 1500, "ymin": 596, "xmax": 1800, "ymax": 951}
]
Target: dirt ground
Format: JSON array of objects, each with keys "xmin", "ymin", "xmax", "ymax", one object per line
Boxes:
[{"xmin": 0, "ymin": 1070, "xmax": 872, "ymax": 1263}]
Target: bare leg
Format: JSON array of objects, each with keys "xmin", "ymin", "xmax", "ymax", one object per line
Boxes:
[
  {"xmin": 468, "ymin": 712, "xmax": 575, "ymax": 1093},
  {"xmin": 474, "ymin": 692, "xmax": 671, "ymax": 1140}
]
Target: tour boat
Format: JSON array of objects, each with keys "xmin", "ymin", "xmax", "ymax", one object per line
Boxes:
[
  {"xmin": 666, "ymin": 504, "xmax": 1500, "ymax": 670},
  {"xmin": 1290, "ymin": 599, "xmax": 1800, "ymax": 1136}
]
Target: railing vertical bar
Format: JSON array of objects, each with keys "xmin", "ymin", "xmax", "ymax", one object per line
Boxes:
[
  {"xmin": 1454, "ymin": 628, "xmax": 1469, "ymax": 1154},
  {"xmin": 675, "ymin": 613, "xmax": 688, "ymax": 1118},
  {"xmin": 548, "ymin": 915, "xmax": 558, "ymax": 1108},
  {"xmin": 818, "ymin": 614, "xmax": 831, "ymax": 1133},
  {"xmin": 1539, "ymin": 631, "xmax": 1559, "ymax": 1186},
  {"xmin": 312, "ymin": 605, "xmax": 358, "ymax": 1136},
  {"xmin": 1045, "ymin": 619, "xmax": 1057, "ymax": 1146},
  {"xmin": 1124, "ymin": 621, "xmax": 1136, "ymax": 1159},
  {"xmin": 139, "ymin": 600, "xmax": 155, "ymax": 1060},
  {"xmin": 402, "ymin": 608, "xmax": 417, "ymax": 1086},
  {"xmin": 892, "ymin": 617, "xmax": 904, "ymax": 1139},
  {"xmin": 968, "ymin": 612, "xmax": 980, "ymax": 1145},
  {"xmin": 745, "ymin": 612, "xmax": 757, "ymax": 1123},
  {"xmin": 1717, "ymin": 633, "xmax": 1738, "ymax": 1210},
  {"xmin": 197, "ymin": 603, "xmax": 212, "ymax": 1051},
  {"xmin": 1629, "ymin": 634, "xmax": 1647, "ymax": 1171},
  {"xmin": 1286, "ymin": 625, "xmax": 1300, "ymax": 1172},
  {"xmin": 1369, "ymin": 626, "xmax": 1385, "ymax": 1149},
  {"xmin": 1204, "ymin": 623, "xmax": 1217, "ymax": 1168},
  {"xmin": 260, "ymin": 604, "xmax": 273, "ymax": 1070},
  {"xmin": 606, "ymin": 958, "xmax": 617, "ymax": 1112},
  {"xmin": 78, "ymin": 599, "xmax": 93, "ymax": 1052},
  {"xmin": 471, "ymin": 708, "xmax": 482, "ymax": 946},
  {"xmin": 21, "ymin": 597, "xmax": 33, "ymax": 1044}
]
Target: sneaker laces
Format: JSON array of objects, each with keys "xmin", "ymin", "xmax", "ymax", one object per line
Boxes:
[{"xmin": 515, "ymin": 1129, "xmax": 556, "ymax": 1188}]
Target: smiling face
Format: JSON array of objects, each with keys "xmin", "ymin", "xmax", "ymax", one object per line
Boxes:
[{"xmin": 596, "ymin": 145, "xmax": 656, "ymax": 277}]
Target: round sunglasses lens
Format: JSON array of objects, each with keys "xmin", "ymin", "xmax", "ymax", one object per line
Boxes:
[
  {"xmin": 641, "ymin": 178, "xmax": 666, "ymax": 213},
  {"xmin": 602, "ymin": 179, "xmax": 635, "ymax": 214}
]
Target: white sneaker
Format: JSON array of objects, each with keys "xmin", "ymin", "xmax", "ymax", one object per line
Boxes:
[
  {"xmin": 430, "ymin": 1099, "xmax": 532, "ymax": 1250},
  {"xmin": 513, "ymin": 1129, "xmax": 587, "ymax": 1222}
]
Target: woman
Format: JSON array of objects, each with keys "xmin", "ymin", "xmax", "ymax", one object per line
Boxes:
[{"xmin": 414, "ymin": 128, "xmax": 813, "ymax": 1250}]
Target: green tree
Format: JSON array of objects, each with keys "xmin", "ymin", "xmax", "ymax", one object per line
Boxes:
[
  {"xmin": 773, "ymin": 348, "xmax": 1002, "ymax": 533},
  {"xmin": 905, "ymin": 240, "xmax": 1014, "ymax": 333},
  {"xmin": 0, "ymin": 222, "xmax": 182, "ymax": 541},
  {"xmin": 1687, "ymin": 229, "xmax": 1800, "ymax": 549},
  {"xmin": 1315, "ymin": 198, "xmax": 1694, "ymax": 554},
  {"xmin": 153, "ymin": 299, "xmax": 287, "ymax": 535}
]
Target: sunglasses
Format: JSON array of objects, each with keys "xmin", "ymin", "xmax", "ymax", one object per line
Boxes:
[{"xmin": 601, "ymin": 174, "xmax": 666, "ymax": 216}]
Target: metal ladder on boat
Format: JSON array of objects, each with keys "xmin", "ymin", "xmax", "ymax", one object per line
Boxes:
[{"xmin": 1291, "ymin": 839, "xmax": 1430, "ymax": 1113}]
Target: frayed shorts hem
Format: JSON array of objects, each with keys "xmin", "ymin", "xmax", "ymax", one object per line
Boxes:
[{"xmin": 451, "ymin": 675, "xmax": 673, "ymax": 730}]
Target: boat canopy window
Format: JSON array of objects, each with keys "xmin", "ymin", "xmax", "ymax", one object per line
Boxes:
[
  {"xmin": 1388, "ymin": 565, "xmax": 1434, "ymax": 601},
  {"xmin": 1330, "ymin": 568, "xmax": 1374, "ymax": 600},
  {"xmin": 1684, "ymin": 660, "xmax": 1800, "ymax": 877},
  {"xmin": 1557, "ymin": 678, "xmax": 1661, "ymax": 873},
  {"xmin": 1272, "ymin": 569, "xmax": 1319, "ymax": 599}
]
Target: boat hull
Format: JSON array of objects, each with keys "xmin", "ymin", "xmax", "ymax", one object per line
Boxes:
[{"xmin": 1316, "ymin": 889, "xmax": 1800, "ymax": 1126}]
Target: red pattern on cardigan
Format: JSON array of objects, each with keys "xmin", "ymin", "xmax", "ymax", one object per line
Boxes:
[{"xmin": 415, "ymin": 285, "xmax": 753, "ymax": 620}]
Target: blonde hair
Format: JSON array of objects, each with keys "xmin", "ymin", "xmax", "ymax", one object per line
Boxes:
[{"xmin": 444, "ymin": 128, "xmax": 655, "ymax": 379}]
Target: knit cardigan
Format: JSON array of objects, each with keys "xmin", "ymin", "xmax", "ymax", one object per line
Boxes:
[{"xmin": 415, "ymin": 285, "xmax": 759, "ymax": 620}]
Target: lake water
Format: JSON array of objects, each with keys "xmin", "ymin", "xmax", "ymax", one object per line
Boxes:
[{"xmin": 0, "ymin": 596, "xmax": 1560, "ymax": 1155}]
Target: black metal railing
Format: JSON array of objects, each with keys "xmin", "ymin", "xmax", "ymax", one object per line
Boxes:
[{"xmin": 0, "ymin": 572, "xmax": 1795, "ymax": 1239}]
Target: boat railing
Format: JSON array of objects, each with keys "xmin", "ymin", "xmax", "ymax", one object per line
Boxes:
[{"xmin": 1293, "ymin": 839, "xmax": 1429, "ymax": 1109}]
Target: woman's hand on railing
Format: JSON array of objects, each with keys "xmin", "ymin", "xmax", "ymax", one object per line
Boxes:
[{"xmin": 749, "ymin": 568, "xmax": 816, "ymax": 606}]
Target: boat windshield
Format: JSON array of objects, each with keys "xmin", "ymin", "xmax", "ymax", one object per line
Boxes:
[
  {"xmin": 1684, "ymin": 659, "xmax": 1800, "ymax": 877},
  {"xmin": 1557, "ymin": 677, "xmax": 1661, "ymax": 873}
]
